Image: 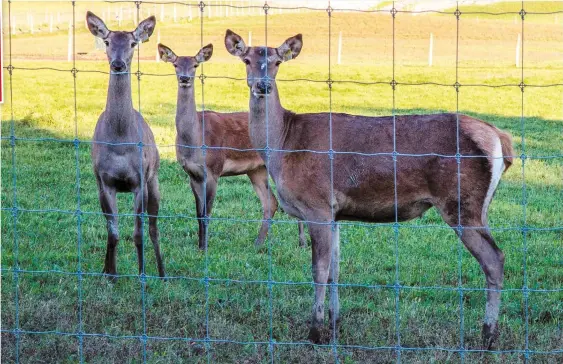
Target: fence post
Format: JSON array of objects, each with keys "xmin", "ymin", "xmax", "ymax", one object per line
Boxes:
[
  {"xmin": 50, "ymin": 14, "xmax": 53, "ymax": 33},
  {"xmin": 337, "ymin": 31, "xmax": 342, "ymax": 65},
  {"xmin": 428, "ymin": 33, "xmax": 433, "ymax": 67},
  {"xmin": 248, "ymin": 31, "xmax": 252, "ymax": 46},
  {"xmin": 156, "ymin": 30, "xmax": 161, "ymax": 62},
  {"xmin": 515, "ymin": 33, "xmax": 521, "ymax": 67},
  {"xmin": 12, "ymin": 15, "xmax": 16, "ymax": 36},
  {"xmin": 29, "ymin": 14, "xmax": 34, "ymax": 34},
  {"xmin": 68, "ymin": 21, "xmax": 73, "ymax": 62},
  {"xmin": 174, "ymin": 4, "xmax": 177, "ymax": 22},
  {"xmin": 160, "ymin": 4, "xmax": 164, "ymax": 21}
]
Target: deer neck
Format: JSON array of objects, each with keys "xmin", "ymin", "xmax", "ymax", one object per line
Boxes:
[
  {"xmin": 248, "ymin": 83, "xmax": 287, "ymax": 153},
  {"xmin": 175, "ymin": 85, "xmax": 202, "ymax": 147},
  {"xmin": 104, "ymin": 72, "xmax": 136, "ymax": 136}
]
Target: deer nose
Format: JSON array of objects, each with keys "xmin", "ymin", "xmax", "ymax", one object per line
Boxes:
[
  {"xmin": 110, "ymin": 60, "xmax": 127, "ymax": 72},
  {"xmin": 179, "ymin": 76, "xmax": 191, "ymax": 83},
  {"xmin": 256, "ymin": 80, "xmax": 272, "ymax": 94}
]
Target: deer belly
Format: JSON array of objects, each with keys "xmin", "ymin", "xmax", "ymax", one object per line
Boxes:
[{"xmin": 221, "ymin": 158, "xmax": 263, "ymax": 176}]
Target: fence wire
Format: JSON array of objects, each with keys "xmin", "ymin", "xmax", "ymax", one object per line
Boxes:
[{"xmin": 1, "ymin": 0, "xmax": 563, "ymax": 363}]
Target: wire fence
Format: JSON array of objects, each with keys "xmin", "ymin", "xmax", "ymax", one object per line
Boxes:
[{"xmin": 1, "ymin": 0, "xmax": 562, "ymax": 363}]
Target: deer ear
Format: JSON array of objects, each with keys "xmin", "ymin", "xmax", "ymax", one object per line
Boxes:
[
  {"xmin": 86, "ymin": 11, "xmax": 110, "ymax": 39},
  {"xmin": 195, "ymin": 43, "xmax": 213, "ymax": 63},
  {"xmin": 277, "ymin": 34, "xmax": 303, "ymax": 62},
  {"xmin": 158, "ymin": 44, "xmax": 177, "ymax": 63},
  {"xmin": 224, "ymin": 29, "xmax": 247, "ymax": 57},
  {"xmin": 134, "ymin": 16, "xmax": 156, "ymax": 43}
]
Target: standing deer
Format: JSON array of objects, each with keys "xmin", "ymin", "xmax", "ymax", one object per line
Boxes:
[
  {"xmin": 225, "ymin": 29, "xmax": 514, "ymax": 349},
  {"xmin": 157, "ymin": 43, "xmax": 306, "ymax": 250},
  {"xmin": 87, "ymin": 12, "xmax": 165, "ymax": 279}
]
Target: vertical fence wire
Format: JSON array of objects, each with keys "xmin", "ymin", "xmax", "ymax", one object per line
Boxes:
[
  {"xmin": 70, "ymin": 2, "xmax": 85, "ymax": 361},
  {"xmin": 390, "ymin": 2, "xmax": 401, "ymax": 362},
  {"xmin": 6, "ymin": 1, "xmax": 21, "ymax": 362},
  {"xmin": 198, "ymin": 2, "xmax": 212, "ymax": 362},
  {"xmin": 1, "ymin": 1, "xmax": 563, "ymax": 363},
  {"xmin": 327, "ymin": 2, "xmax": 338, "ymax": 363},
  {"xmin": 454, "ymin": 3, "xmax": 464, "ymax": 362},
  {"xmin": 262, "ymin": 4, "xmax": 275, "ymax": 363},
  {"xmin": 519, "ymin": 1, "xmax": 530, "ymax": 362}
]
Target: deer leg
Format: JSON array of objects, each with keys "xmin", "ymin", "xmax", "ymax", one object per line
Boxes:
[
  {"xmin": 437, "ymin": 204, "xmax": 504, "ymax": 350},
  {"xmin": 328, "ymin": 223, "xmax": 340, "ymax": 329},
  {"xmin": 133, "ymin": 187, "xmax": 149, "ymax": 275},
  {"xmin": 190, "ymin": 177, "xmax": 217, "ymax": 250},
  {"xmin": 247, "ymin": 167, "xmax": 278, "ymax": 247},
  {"xmin": 147, "ymin": 178, "xmax": 165, "ymax": 278},
  {"xmin": 307, "ymin": 221, "xmax": 332, "ymax": 343},
  {"xmin": 298, "ymin": 221, "xmax": 308, "ymax": 248},
  {"xmin": 99, "ymin": 185, "xmax": 119, "ymax": 280}
]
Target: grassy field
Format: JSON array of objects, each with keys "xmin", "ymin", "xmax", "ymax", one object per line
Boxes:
[{"xmin": 1, "ymin": 2, "xmax": 562, "ymax": 363}]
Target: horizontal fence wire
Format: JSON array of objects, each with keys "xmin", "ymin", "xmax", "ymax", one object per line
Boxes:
[{"xmin": 2, "ymin": 0, "xmax": 562, "ymax": 363}]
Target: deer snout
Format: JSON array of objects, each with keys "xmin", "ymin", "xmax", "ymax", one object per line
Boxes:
[
  {"xmin": 178, "ymin": 75, "xmax": 191, "ymax": 85},
  {"xmin": 256, "ymin": 80, "xmax": 272, "ymax": 95},
  {"xmin": 110, "ymin": 60, "xmax": 127, "ymax": 73}
]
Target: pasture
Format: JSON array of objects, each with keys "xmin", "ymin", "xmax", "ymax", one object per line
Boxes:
[{"xmin": 1, "ymin": 1, "xmax": 562, "ymax": 363}]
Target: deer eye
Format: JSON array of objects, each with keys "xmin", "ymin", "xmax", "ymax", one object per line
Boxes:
[
  {"xmin": 243, "ymin": 59, "xmax": 250, "ymax": 65},
  {"xmin": 173, "ymin": 64, "xmax": 178, "ymax": 68},
  {"xmin": 104, "ymin": 40, "xmax": 109, "ymax": 46},
  {"xmin": 193, "ymin": 64, "xmax": 199, "ymax": 68},
  {"xmin": 275, "ymin": 61, "xmax": 282, "ymax": 66},
  {"xmin": 131, "ymin": 42, "xmax": 137, "ymax": 48}
]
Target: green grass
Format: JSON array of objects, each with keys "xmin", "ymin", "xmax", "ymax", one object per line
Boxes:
[{"xmin": 2, "ymin": 6, "xmax": 563, "ymax": 364}]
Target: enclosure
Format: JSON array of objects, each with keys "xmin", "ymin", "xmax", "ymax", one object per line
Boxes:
[{"xmin": 1, "ymin": 0, "xmax": 562, "ymax": 363}]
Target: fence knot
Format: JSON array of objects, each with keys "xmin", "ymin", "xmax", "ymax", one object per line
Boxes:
[
  {"xmin": 390, "ymin": 7, "xmax": 398, "ymax": 18},
  {"xmin": 520, "ymin": 153, "xmax": 527, "ymax": 161},
  {"xmin": 326, "ymin": 6, "xmax": 333, "ymax": 16},
  {"xmin": 71, "ymin": 68, "xmax": 78, "ymax": 78},
  {"xmin": 11, "ymin": 206, "xmax": 18, "ymax": 217},
  {"xmin": 456, "ymin": 224, "xmax": 464, "ymax": 234},
  {"xmin": 328, "ymin": 149, "xmax": 335, "ymax": 160},
  {"xmin": 518, "ymin": 82, "xmax": 525, "ymax": 92},
  {"xmin": 199, "ymin": 1, "xmax": 206, "ymax": 12},
  {"xmin": 199, "ymin": 74, "xmax": 207, "ymax": 84},
  {"xmin": 135, "ymin": 70, "xmax": 142, "ymax": 81},
  {"xmin": 453, "ymin": 82, "xmax": 461, "ymax": 92},
  {"xmin": 137, "ymin": 141, "xmax": 144, "ymax": 149},
  {"xmin": 392, "ymin": 222, "xmax": 399, "ymax": 232},
  {"xmin": 73, "ymin": 138, "xmax": 80, "ymax": 148},
  {"xmin": 519, "ymin": 9, "xmax": 526, "ymax": 20},
  {"xmin": 390, "ymin": 79, "xmax": 397, "ymax": 90},
  {"xmin": 10, "ymin": 134, "xmax": 16, "ymax": 147},
  {"xmin": 455, "ymin": 152, "xmax": 461, "ymax": 163},
  {"xmin": 7, "ymin": 64, "xmax": 15, "ymax": 75},
  {"xmin": 75, "ymin": 208, "xmax": 82, "ymax": 217},
  {"xmin": 135, "ymin": 1, "xmax": 142, "ymax": 8},
  {"xmin": 454, "ymin": 9, "xmax": 462, "ymax": 20},
  {"xmin": 263, "ymin": 3, "xmax": 270, "ymax": 14},
  {"xmin": 326, "ymin": 79, "xmax": 333, "ymax": 89},
  {"xmin": 392, "ymin": 150, "xmax": 398, "ymax": 161}
]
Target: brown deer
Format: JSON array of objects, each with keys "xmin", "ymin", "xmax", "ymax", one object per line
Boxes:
[
  {"xmin": 225, "ymin": 29, "xmax": 514, "ymax": 349},
  {"xmin": 87, "ymin": 12, "xmax": 165, "ymax": 279},
  {"xmin": 157, "ymin": 43, "xmax": 306, "ymax": 250}
]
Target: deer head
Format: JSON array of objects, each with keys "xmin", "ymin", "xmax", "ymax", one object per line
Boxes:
[
  {"xmin": 158, "ymin": 43, "xmax": 213, "ymax": 88},
  {"xmin": 86, "ymin": 11, "xmax": 156, "ymax": 74},
  {"xmin": 224, "ymin": 29, "xmax": 303, "ymax": 98}
]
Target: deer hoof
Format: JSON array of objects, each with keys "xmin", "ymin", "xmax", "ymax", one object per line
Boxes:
[
  {"xmin": 482, "ymin": 323, "xmax": 499, "ymax": 350},
  {"xmin": 308, "ymin": 327, "xmax": 322, "ymax": 344},
  {"xmin": 102, "ymin": 269, "xmax": 118, "ymax": 283}
]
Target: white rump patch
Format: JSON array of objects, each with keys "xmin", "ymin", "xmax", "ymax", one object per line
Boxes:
[{"xmin": 482, "ymin": 136, "xmax": 505, "ymax": 226}]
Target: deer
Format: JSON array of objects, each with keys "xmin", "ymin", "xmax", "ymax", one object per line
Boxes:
[
  {"xmin": 86, "ymin": 11, "xmax": 165, "ymax": 280},
  {"xmin": 157, "ymin": 43, "xmax": 307, "ymax": 250},
  {"xmin": 225, "ymin": 29, "xmax": 514, "ymax": 349}
]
